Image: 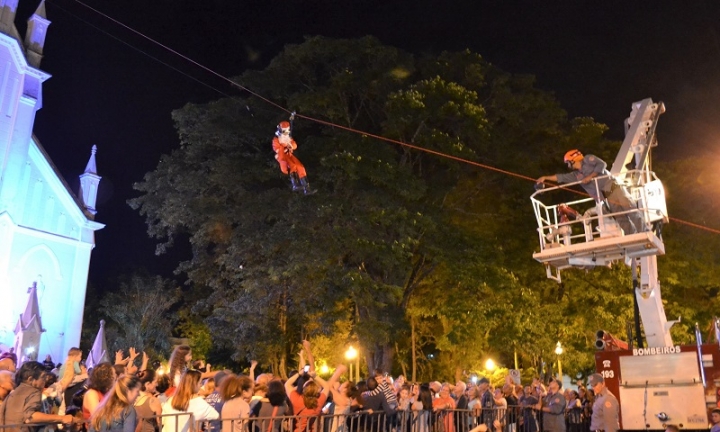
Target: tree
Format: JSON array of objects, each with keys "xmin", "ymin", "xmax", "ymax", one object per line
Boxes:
[
  {"xmin": 130, "ymin": 36, "xmax": 719, "ymax": 379},
  {"xmin": 97, "ymin": 273, "xmax": 180, "ymax": 357}
]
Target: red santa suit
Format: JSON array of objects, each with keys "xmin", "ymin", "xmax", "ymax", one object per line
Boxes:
[{"xmin": 272, "ymin": 122, "xmax": 307, "ymax": 179}]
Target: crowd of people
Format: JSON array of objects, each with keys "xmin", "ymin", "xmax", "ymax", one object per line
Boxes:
[{"xmin": 0, "ymin": 341, "xmax": 707, "ymax": 432}]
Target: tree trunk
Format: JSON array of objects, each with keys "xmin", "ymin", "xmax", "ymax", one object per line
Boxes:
[
  {"xmin": 411, "ymin": 317, "xmax": 417, "ymax": 382},
  {"xmin": 454, "ymin": 367, "xmax": 463, "ymax": 383},
  {"xmin": 396, "ymin": 342, "xmax": 408, "ymax": 379},
  {"xmin": 366, "ymin": 343, "xmax": 394, "ymax": 375},
  {"xmin": 278, "ymin": 286, "xmax": 289, "ymax": 380}
]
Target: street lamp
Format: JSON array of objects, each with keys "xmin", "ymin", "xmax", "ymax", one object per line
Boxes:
[
  {"xmin": 555, "ymin": 342, "xmax": 563, "ymax": 382},
  {"xmin": 345, "ymin": 346, "xmax": 358, "ymax": 382},
  {"xmin": 485, "ymin": 358, "xmax": 496, "ymax": 371}
]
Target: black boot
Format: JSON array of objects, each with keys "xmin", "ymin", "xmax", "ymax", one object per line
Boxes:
[
  {"xmin": 289, "ymin": 172, "xmax": 301, "ymax": 192},
  {"xmin": 300, "ymin": 176, "xmax": 317, "ymax": 195}
]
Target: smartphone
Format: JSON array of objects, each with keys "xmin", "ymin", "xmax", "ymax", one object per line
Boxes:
[{"xmin": 303, "ymin": 365, "xmax": 310, "ymax": 373}]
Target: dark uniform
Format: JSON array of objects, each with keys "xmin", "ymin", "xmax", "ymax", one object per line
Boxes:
[
  {"xmin": 542, "ymin": 391, "xmax": 566, "ymax": 432},
  {"xmin": 555, "ymin": 154, "xmax": 643, "ymax": 235},
  {"xmin": 480, "ymin": 388, "xmax": 495, "ymax": 430},
  {"xmin": 590, "ymin": 388, "xmax": 619, "ymax": 432}
]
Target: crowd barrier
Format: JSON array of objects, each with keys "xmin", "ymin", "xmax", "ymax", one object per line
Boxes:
[{"xmin": 0, "ymin": 406, "xmax": 592, "ymax": 432}]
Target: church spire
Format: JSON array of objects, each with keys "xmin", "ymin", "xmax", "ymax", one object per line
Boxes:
[
  {"xmin": 79, "ymin": 145, "xmax": 101, "ymax": 218},
  {"xmin": 86, "ymin": 320, "xmax": 109, "ymax": 370},
  {"xmin": 13, "ymin": 282, "xmax": 45, "ymax": 361},
  {"xmin": 24, "ymin": 0, "xmax": 50, "ymax": 68},
  {"xmin": 84, "ymin": 144, "xmax": 98, "ymax": 174}
]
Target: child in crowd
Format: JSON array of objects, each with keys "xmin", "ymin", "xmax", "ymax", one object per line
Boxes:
[{"xmin": 59, "ymin": 348, "xmax": 86, "ymax": 390}]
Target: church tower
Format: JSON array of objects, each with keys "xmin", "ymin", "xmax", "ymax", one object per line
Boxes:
[
  {"xmin": 0, "ymin": 0, "xmax": 50, "ymax": 212},
  {"xmin": 79, "ymin": 145, "xmax": 101, "ymax": 218},
  {"xmin": 24, "ymin": 0, "xmax": 49, "ymax": 68}
]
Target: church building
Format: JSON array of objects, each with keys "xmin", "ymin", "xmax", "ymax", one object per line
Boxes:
[{"xmin": 0, "ymin": 0, "xmax": 103, "ymax": 361}]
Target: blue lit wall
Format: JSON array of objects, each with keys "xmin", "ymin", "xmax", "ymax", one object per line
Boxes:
[{"xmin": 0, "ymin": 18, "xmax": 103, "ymax": 362}]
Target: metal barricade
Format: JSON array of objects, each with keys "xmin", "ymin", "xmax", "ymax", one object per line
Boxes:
[
  {"xmin": 0, "ymin": 419, "xmax": 90, "ymax": 432},
  {"xmin": 0, "ymin": 405, "xmax": 592, "ymax": 432}
]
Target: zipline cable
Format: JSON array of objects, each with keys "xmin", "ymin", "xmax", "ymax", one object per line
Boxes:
[
  {"xmin": 45, "ymin": 1, "xmax": 239, "ymax": 102},
  {"xmin": 54, "ymin": 0, "xmax": 290, "ymax": 114},
  {"xmin": 56, "ymin": 0, "xmax": 720, "ymax": 236}
]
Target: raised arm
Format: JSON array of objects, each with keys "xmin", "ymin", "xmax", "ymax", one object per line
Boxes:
[
  {"xmin": 285, "ymin": 372, "xmax": 300, "ymax": 396},
  {"xmin": 312, "ymin": 364, "xmax": 346, "ymax": 397},
  {"xmin": 249, "ymin": 360, "xmax": 258, "ymax": 382},
  {"xmin": 302, "ymin": 340, "xmax": 315, "ymax": 374},
  {"xmin": 139, "ymin": 352, "xmax": 149, "ymax": 373}
]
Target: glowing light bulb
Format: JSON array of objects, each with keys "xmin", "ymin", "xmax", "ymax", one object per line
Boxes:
[
  {"xmin": 345, "ymin": 346, "xmax": 357, "ymax": 360},
  {"xmin": 485, "ymin": 359, "xmax": 496, "ymax": 371}
]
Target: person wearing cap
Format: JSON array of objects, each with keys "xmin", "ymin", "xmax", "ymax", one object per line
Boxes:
[
  {"xmin": 587, "ymin": 373, "xmax": 619, "ymax": 432},
  {"xmin": 536, "ymin": 149, "xmax": 643, "ymax": 236},
  {"xmin": 534, "ymin": 379, "xmax": 565, "ymax": 432}
]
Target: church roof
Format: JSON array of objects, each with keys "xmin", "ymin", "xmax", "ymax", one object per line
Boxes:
[
  {"xmin": 34, "ymin": 0, "xmax": 46, "ymax": 19},
  {"xmin": 32, "ymin": 134, "xmax": 98, "ymax": 220},
  {"xmin": 84, "ymin": 145, "xmax": 98, "ymax": 175},
  {"xmin": 14, "ymin": 282, "xmax": 44, "ymax": 334}
]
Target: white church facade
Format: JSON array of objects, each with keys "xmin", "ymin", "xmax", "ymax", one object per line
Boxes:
[{"xmin": 0, "ymin": 0, "xmax": 103, "ymax": 361}]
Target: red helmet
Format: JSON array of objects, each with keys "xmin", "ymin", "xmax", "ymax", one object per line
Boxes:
[
  {"xmin": 563, "ymin": 149, "xmax": 583, "ymax": 165},
  {"xmin": 278, "ymin": 121, "xmax": 290, "ymax": 129}
]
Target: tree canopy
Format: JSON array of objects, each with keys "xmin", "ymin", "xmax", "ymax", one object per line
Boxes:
[{"xmin": 128, "ymin": 36, "xmax": 720, "ymax": 381}]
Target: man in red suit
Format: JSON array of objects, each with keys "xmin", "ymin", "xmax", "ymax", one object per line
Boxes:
[{"xmin": 272, "ymin": 120, "xmax": 315, "ymax": 195}]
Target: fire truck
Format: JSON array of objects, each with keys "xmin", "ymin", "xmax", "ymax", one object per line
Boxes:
[{"xmin": 530, "ymin": 99, "xmax": 718, "ymax": 430}]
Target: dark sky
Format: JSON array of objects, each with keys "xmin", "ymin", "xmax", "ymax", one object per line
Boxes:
[{"xmin": 17, "ymin": 0, "xmax": 720, "ymax": 286}]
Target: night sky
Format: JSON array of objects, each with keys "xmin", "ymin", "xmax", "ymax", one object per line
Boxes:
[{"xmin": 17, "ymin": 0, "xmax": 720, "ymax": 286}]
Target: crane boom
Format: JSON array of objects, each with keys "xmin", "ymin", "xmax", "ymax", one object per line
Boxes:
[{"xmin": 531, "ymin": 98, "xmax": 673, "ymax": 346}]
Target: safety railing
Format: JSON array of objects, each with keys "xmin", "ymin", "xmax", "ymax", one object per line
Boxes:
[
  {"xmin": 530, "ymin": 170, "xmax": 668, "ymax": 280},
  {"xmin": 531, "ymin": 170, "xmax": 667, "ymax": 248},
  {"xmin": 0, "ymin": 407, "xmax": 593, "ymax": 432}
]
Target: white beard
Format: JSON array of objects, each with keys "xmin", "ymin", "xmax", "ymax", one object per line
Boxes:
[{"xmin": 279, "ymin": 134, "xmax": 291, "ymax": 145}]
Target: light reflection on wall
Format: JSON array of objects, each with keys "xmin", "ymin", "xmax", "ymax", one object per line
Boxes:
[{"xmin": 0, "ymin": 5, "xmax": 103, "ymax": 362}]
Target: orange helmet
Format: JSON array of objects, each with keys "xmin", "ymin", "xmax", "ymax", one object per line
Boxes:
[{"xmin": 563, "ymin": 149, "xmax": 583, "ymax": 165}]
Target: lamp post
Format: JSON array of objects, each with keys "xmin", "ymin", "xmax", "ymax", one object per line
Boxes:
[
  {"xmin": 485, "ymin": 358, "xmax": 496, "ymax": 371},
  {"xmin": 345, "ymin": 346, "xmax": 357, "ymax": 382},
  {"xmin": 555, "ymin": 341, "xmax": 563, "ymax": 382}
]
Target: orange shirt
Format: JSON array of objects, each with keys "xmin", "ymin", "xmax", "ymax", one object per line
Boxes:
[{"xmin": 288, "ymin": 391, "xmax": 327, "ymax": 432}]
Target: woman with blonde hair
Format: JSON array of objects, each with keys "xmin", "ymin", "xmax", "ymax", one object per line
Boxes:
[
  {"xmin": 220, "ymin": 374, "xmax": 254, "ymax": 432},
  {"xmin": 89, "ymin": 374, "xmax": 142, "ymax": 432},
  {"xmin": 162, "ymin": 370, "xmax": 219, "ymax": 432}
]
